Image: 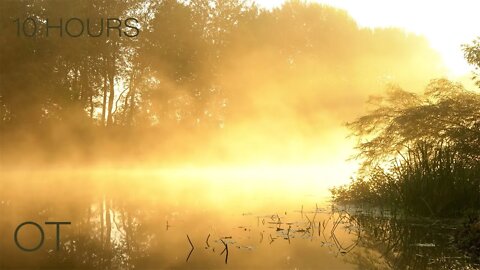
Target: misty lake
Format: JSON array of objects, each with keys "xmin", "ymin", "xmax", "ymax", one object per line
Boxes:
[{"xmin": 0, "ymin": 171, "xmax": 477, "ymax": 269}]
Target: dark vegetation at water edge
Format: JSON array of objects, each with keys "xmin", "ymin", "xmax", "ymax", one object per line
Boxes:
[
  {"xmin": 331, "ymin": 79, "xmax": 479, "ymax": 216},
  {"xmin": 331, "ymin": 38, "xmax": 480, "ymax": 217},
  {"xmin": 331, "ymin": 76, "xmax": 480, "ymax": 217}
]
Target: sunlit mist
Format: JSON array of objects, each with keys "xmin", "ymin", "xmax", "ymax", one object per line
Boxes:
[
  {"xmin": 1, "ymin": 1, "xmax": 479, "ymax": 268},
  {"xmin": 257, "ymin": 0, "xmax": 480, "ymax": 76}
]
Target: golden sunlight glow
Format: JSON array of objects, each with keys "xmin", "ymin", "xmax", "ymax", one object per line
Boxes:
[
  {"xmin": 256, "ymin": 0, "xmax": 480, "ymax": 77},
  {"xmin": 3, "ymin": 1, "xmax": 480, "ymax": 268},
  {"xmin": 84, "ymin": 162, "xmax": 357, "ymax": 196}
]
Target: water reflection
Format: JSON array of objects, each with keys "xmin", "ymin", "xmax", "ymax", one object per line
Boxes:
[
  {"xmin": 0, "ymin": 172, "xmax": 477, "ymax": 269},
  {"xmin": 342, "ymin": 207, "xmax": 478, "ymax": 270}
]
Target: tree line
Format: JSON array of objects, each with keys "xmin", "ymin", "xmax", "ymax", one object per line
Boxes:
[{"xmin": 0, "ymin": 0, "xmax": 444, "ymax": 164}]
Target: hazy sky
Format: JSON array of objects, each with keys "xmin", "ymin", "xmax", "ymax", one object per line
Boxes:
[{"xmin": 256, "ymin": 0, "xmax": 480, "ymax": 77}]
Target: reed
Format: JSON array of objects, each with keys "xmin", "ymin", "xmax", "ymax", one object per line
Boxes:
[{"xmin": 333, "ymin": 141, "xmax": 480, "ymax": 217}]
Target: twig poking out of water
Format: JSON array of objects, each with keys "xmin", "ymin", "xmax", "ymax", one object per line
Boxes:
[
  {"xmin": 187, "ymin": 234, "xmax": 194, "ymax": 248},
  {"xmin": 331, "ymin": 214, "xmax": 343, "ymax": 236},
  {"xmin": 220, "ymin": 239, "xmax": 229, "ymax": 264},
  {"xmin": 287, "ymin": 225, "xmax": 291, "ymax": 244},
  {"xmin": 205, "ymin": 234, "xmax": 210, "ymax": 248},
  {"xmin": 305, "ymin": 214, "xmax": 312, "ymax": 227},
  {"xmin": 186, "ymin": 234, "xmax": 194, "ymax": 262}
]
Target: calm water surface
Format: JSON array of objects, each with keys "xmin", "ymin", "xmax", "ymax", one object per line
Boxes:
[{"xmin": 0, "ymin": 171, "xmax": 477, "ymax": 269}]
